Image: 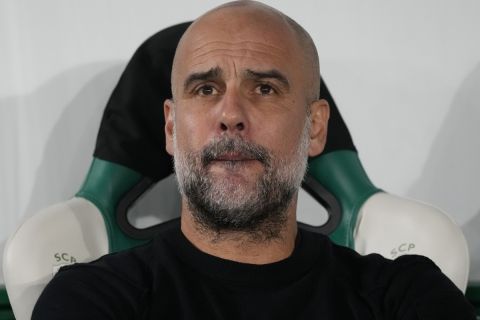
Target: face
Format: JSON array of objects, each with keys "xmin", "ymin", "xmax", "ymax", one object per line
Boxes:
[{"xmin": 164, "ymin": 8, "xmax": 328, "ymax": 236}]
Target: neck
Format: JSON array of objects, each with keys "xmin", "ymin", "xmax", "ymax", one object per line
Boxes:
[{"xmin": 180, "ymin": 197, "xmax": 299, "ymax": 265}]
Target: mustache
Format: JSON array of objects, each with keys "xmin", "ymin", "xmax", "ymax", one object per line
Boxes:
[{"xmin": 201, "ymin": 136, "xmax": 271, "ymax": 167}]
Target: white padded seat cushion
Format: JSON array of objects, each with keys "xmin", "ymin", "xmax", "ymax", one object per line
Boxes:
[
  {"xmin": 354, "ymin": 192, "xmax": 469, "ymax": 292},
  {"xmin": 3, "ymin": 197, "xmax": 108, "ymax": 320}
]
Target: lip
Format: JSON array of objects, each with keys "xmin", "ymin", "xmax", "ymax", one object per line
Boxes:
[{"xmin": 214, "ymin": 152, "xmax": 255, "ymax": 161}]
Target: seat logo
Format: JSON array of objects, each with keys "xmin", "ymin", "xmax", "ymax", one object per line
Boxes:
[
  {"xmin": 390, "ymin": 243, "xmax": 415, "ymax": 259},
  {"xmin": 52, "ymin": 252, "xmax": 78, "ymax": 275}
]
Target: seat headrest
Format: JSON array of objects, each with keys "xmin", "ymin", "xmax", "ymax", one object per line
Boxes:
[{"xmin": 93, "ymin": 21, "xmax": 356, "ymax": 182}]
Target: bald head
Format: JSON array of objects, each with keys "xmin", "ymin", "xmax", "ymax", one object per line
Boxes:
[{"xmin": 171, "ymin": 0, "xmax": 320, "ymax": 103}]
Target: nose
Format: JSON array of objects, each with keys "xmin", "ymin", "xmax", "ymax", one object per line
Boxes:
[{"xmin": 217, "ymin": 88, "xmax": 248, "ymax": 134}]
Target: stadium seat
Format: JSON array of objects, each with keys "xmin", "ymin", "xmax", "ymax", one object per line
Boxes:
[{"xmin": 2, "ymin": 22, "xmax": 473, "ymax": 320}]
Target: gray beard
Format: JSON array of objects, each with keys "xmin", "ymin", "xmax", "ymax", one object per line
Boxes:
[{"xmin": 173, "ymin": 124, "xmax": 309, "ymax": 241}]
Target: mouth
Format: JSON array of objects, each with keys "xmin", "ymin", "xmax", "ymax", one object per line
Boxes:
[
  {"xmin": 200, "ymin": 137, "xmax": 270, "ymax": 170},
  {"xmin": 208, "ymin": 152, "xmax": 262, "ymax": 173},
  {"xmin": 208, "ymin": 152, "xmax": 260, "ymax": 171},
  {"xmin": 214, "ymin": 152, "xmax": 256, "ymax": 162}
]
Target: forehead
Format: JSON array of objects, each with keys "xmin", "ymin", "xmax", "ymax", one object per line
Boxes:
[
  {"xmin": 185, "ymin": 40, "xmax": 292, "ymax": 72},
  {"xmin": 173, "ymin": 9, "xmax": 302, "ymax": 81}
]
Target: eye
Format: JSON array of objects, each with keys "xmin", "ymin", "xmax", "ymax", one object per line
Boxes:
[
  {"xmin": 196, "ymin": 85, "xmax": 218, "ymax": 96},
  {"xmin": 255, "ymin": 84, "xmax": 275, "ymax": 96}
]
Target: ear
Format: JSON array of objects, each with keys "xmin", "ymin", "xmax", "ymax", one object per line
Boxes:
[
  {"xmin": 307, "ymin": 99, "xmax": 330, "ymax": 157},
  {"xmin": 164, "ymin": 99, "xmax": 175, "ymax": 156}
]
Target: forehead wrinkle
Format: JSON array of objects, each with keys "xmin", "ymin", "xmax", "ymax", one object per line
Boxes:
[
  {"xmin": 188, "ymin": 40, "xmax": 291, "ymax": 64},
  {"xmin": 189, "ymin": 48, "xmax": 287, "ymax": 66},
  {"xmin": 187, "ymin": 54, "xmax": 283, "ymax": 77},
  {"xmin": 191, "ymin": 40, "xmax": 289, "ymax": 55}
]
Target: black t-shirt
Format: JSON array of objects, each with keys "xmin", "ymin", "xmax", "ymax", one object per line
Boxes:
[{"xmin": 32, "ymin": 219, "xmax": 475, "ymax": 319}]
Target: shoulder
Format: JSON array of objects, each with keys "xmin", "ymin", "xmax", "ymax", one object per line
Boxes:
[
  {"xmin": 56, "ymin": 218, "xmax": 180, "ymax": 285},
  {"xmin": 32, "ymin": 219, "xmax": 182, "ymax": 320},
  {"xmin": 321, "ymin": 234, "xmax": 455, "ymax": 297},
  {"xmin": 300, "ymin": 228, "xmax": 440, "ymax": 284},
  {"xmin": 300, "ymin": 229, "xmax": 475, "ymax": 318},
  {"xmin": 298, "ymin": 228, "xmax": 396, "ymax": 281},
  {"xmin": 31, "ymin": 245, "xmax": 154, "ymax": 319},
  {"xmin": 329, "ymin": 239, "xmax": 438, "ymax": 287}
]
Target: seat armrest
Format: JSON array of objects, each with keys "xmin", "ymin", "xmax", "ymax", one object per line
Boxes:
[
  {"xmin": 354, "ymin": 192, "xmax": 469, "ymax": 292},
  {"xmin": 3, "ymin": 197, "xmax": 109, "ymax": 320}
]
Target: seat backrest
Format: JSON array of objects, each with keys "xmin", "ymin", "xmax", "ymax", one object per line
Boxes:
[{"xmin": 2, "ymin": 22, "xmax": 471, "ymax": 320}]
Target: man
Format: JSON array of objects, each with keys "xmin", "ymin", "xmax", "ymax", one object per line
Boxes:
[{"xmin": 33, "ymin": 1, "xmax": 475, "ymax": 319}]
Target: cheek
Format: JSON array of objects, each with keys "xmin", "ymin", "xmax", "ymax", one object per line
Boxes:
[
  {"xmin": 173, "ymin": 110, "xmax": 212, "ymax": 153},
  {"xmin": 258, "ymin": 116, "xmax": 306, "ymax": 155}
]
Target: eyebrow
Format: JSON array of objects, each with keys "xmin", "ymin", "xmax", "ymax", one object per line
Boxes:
[
  {"xmin": 244, "ymin": 69, "xmax": 290, "ymax": 88},
  {"xmin": 182, "ymin": 67, "xmax": 290, "ymax": 92},
  {"xmin": 183, "ymin": 67, "xmax": 222, "ymax": 91}
]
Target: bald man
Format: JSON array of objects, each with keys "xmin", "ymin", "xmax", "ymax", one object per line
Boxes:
[{"xmin": 33, "ymin": 2, "xmax": 475, "ymax": 319}]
